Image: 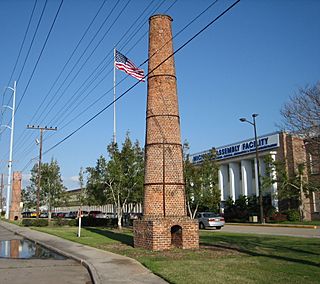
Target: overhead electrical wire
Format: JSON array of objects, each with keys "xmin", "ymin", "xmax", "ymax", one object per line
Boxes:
[
  {"xmin": 13, "ymin": 0, "xmax": 119, "ymax": 154},
  {"xmin": 0, "ymin": 0, "xmax": 64, "ymax": 173},
  {"xmin": 34, "ymin": 0, "xmax": 124, "ymax": 124},
  {"xmin": 18, "ymin": 0, "xmax": 227, "ymax": 171},
  {"xmin": 27, "ymin": 0, "xmax": 108, "ymax": 127},
  {"xmin": 47, "ymin": 0, "xmax": 161, "ymax": 126},
  {"xmin": 15, "ymin": 0, "xmax": 64, "ymax": 114},
  {"xmin": 0, "ymin": 0, "xmax": 38, "ymax": 130},
  {"xmin": 40, "ymin": 0, "xmax": 241, "ymax": 159},
  {"xmin": 14, "ymin": 0, "xmax": 156, "ymax": 159},
  {"xmin": 13, "ymin": 0, "xmax": 128, "ymax": 159},
  {"xmin": 13, "ymin": 0, "xmax": 144, "ymax": 163},
  {"xmin": 48, "ymin": 0, "xmax": 216, "ymax": 133},
  {"xmin": 11, "ymin": 0, "xmax": 109, "ymax": 155}
]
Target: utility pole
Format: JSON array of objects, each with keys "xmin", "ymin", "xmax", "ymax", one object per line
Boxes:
[
  {"xmin": 1, "ymin": 81, "xmax": 16, "ymax": 219},
  {"xmin": 0, "ymin": 173, "xmax": 3, "ymax": 215},
  {"xmin": 27, "ymin": 125, "xmax": 57, "ymax": 218}
]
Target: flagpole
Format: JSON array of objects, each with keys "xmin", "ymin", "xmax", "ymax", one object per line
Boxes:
[{"xmin": 113, "ymin": 48, "xmax": 116, "ymax": 144}]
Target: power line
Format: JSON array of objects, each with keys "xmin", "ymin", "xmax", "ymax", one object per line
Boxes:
[
  {"xmin": 12, "ymin": 0, "xmax": 125, "ymax": 157},
  {"xmin": 16, "ymin": 0, "xmax": 219, "ymax": 168},
  {"xmin": 33, "ymin": 0, "xmax": 123, "ymax": 125},
  {"xmin": 0, "ymin": 0, "xmax": 38, "ymax": 128},
  {"xmin": 42, "ymin": 0, "xmax": 241, "ymax": 157},
  {"xmin": 15, "ymin": 0, "xmax": 64, "ymax": 114},
  {"xmin": 12, "ymin": 0, "xmax": 109, "ymax": 155},
  {"xmin": 48, "ymin": 0, "xmax": 218, "ymax": 133},
  {"xmin": 27, "ymin": 0, "xmax": 108, "ymax": 128}
]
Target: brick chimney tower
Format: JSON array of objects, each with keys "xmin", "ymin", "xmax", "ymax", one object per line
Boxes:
[
  {"xmin": 9, "ymin": 172, "xmax": 22, "ymax": 221},
  {"xmin": 133, "ymin": 15, "xmax": 199, "ymax": 251}
]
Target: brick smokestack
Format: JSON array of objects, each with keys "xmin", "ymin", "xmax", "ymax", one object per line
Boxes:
[
  {"xmin": 9, "ymin": 172, "xmax": 22, "ymax": 221},
  {"xmin": 133, "ymin": 15, "xmax": 199, "ymax": 251},
  {"xmin": 144, "ymin": 14, "xmax": 186, "ymax": 218}
]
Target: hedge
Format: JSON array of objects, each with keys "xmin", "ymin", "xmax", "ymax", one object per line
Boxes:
[{"xmin": 22, "ymin": 218, "xmax": 48, "ymax": 227}]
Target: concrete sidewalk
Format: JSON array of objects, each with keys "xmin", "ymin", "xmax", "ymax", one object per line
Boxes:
[{"xmin": 0, "ymin": 221, "xmax": 167, "ymax": 284}]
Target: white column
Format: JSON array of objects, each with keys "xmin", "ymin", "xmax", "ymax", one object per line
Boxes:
[
  {"xmin": 241, "ymin": 160, "xmax": 252, "ymax": 197},
  {"xmin": 229, "ymin": 162, "xmax": 240, "ymax": 201},
  {"xmin": 270, "ymin": 153, "xmax": 279, "ymax": 210},
  {"xmin": 218, "ymin": 165, "xmax": 228, "ymax": 201},
  {"xmin": 254, "ymin": 158, "xmax": 259, "ymax": 196}
]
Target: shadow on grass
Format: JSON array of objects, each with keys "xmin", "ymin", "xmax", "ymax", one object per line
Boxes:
[
  {"xmin": 86, "ymin": 227, "xmax": 134, "ymax": 247},
  {"xmin": 200, "ymin": 233, "xmax": 320, "ymax": 268}
]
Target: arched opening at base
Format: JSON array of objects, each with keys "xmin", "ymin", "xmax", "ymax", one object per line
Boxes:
[{"xmin": 171, "ymin": 225, "xmax": 182, "ymax": 248}]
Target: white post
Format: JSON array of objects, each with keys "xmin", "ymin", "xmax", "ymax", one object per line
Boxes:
[
  {"xmin": 113, "ymin": 48, "xmax": 116, "ymax": 144},
  {"xmin": 77, "ymin": 208, "xmax": 82, "ymax": 237},
  {"xmin": 5, "ymin": 81, "xmax": 16, "ymax": 219}
]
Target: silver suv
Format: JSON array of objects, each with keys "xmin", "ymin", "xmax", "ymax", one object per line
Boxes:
[{"xmin": 197, "ymin": 212, "xmax": 225, "ymax": 230}]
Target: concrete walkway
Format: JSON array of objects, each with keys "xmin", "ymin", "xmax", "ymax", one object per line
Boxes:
[{"xmin": 0, "ymin": 221, "xmax": 167, "ymax": 284}]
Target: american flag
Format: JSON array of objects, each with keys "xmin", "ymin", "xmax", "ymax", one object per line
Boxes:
[{"xmin": 115, "ymin": 50, "xmax": 145, "ymax": 81}]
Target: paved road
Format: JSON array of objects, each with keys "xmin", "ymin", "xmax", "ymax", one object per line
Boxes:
[
  {"xmin": 1, "ymin": 221, "xmax": 167, "ymax": 284},
  {"xmin": 0, "ymin": 224, "xmax": 92, "ymax": 284},
  {"xmin": 216, "ymin": 224, "xmax": 320, "ymax": 238}
]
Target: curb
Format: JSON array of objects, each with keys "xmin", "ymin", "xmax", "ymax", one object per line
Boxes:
[
  {"xmin": 0, "ymin": 221, "xmax": 99, "ymax": 284},
  {"xmin": 226, "ymin": 223, "xmax": 319, "ymax": 229}
]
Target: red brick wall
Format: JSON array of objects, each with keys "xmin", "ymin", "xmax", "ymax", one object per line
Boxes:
[
  {"xmin": 277, "ymin": 133, "xmax": 312, "ymax": 220},
  {"xmin": 134, "ymin": 218, "xmax": 199, "ymax": 251}
]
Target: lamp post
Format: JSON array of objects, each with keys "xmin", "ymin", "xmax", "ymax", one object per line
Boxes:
[{"xmin": 239, "ymin": 114, "xmax": 264, "ymax": 224}]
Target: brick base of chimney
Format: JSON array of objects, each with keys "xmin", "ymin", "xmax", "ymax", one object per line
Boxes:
[{"xmin": 133, "ymin": 217, "xmax": 199, "ymax": 251}]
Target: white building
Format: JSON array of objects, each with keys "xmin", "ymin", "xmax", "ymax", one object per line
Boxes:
[{"xmin": 190, "ymin": 132, "xmax": 320, "ymax": 220}]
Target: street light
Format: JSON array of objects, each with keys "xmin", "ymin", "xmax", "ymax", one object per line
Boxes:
[{"xmin": 239, "ymin": 113, "xmax": 264, "ymax": 224}]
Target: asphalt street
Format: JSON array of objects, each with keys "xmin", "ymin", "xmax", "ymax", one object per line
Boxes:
[
  {"xmin": 216, "ymin": 224, "xmax": 320, "ymax": 238},
  {"xmin": 0, "ymin": 224, "xmax": 92, "ymax": 284}
]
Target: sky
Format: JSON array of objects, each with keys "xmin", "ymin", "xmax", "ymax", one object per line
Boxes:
[{"xmin": 0, "ymin": 0, "xmax": 319, "ymax": 191}]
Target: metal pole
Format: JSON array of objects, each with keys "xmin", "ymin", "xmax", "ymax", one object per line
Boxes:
[
  {"xmin": 26, "ymin": 125, "xmax": 57, "ymax": 218},
  {"xmin": 36, "ymin": 129, "xmax": 43, "ymax": 219},
  {"xmin": 5, "ymin": 81, "xmax": 16, "ymax": 219},
  {"xmin": 0, "ymin": 173, "xmax": 3, "ymax": 214},
  {"xmin": 252, "ymin": 114, "xmax": 264, "ymax": 224},
  {"xmin": 113, "ymin": 48, "xmax": 116, "ymax": 144}
]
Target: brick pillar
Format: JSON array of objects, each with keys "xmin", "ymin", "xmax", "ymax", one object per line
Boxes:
[
  {"xmin": 9, "ymin": 172, "xmax": 22, "ymax": 221},
  {"xmin": 133, "ymin": 14, "xmax": 199, "ymax": 251}
]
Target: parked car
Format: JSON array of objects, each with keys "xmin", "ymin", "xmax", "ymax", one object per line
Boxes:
[
  {"xmin": 22, "ymin": 211, "xmax": 33, "ymax": 218},
  {"xmin": 89, "ymin": 210, "xmax": 102, "ymax": 218},
  {"xmin": 53, "ymin": 212, "xmax": 66, "ymax": 218},
  {"xmin": 95, "ymin": 212, "xmax": 108, "ymax": 219},
  {"xmin": 39, "ymin": 212, "xmax": 48, "ymax": 218},
  {"xmin": 65, "ymin": 211, "xmax": 78, "ymax": 219},
  {"xmin": 81, "ymin": 211, "xmax": 89, "ymax": 217},
  {"xmin": 197, "ymin": 212, "xmax": 225, "ymax": 230}
]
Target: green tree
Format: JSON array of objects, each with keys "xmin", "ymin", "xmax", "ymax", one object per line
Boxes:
[
  {"xmin": 78, "ymin": 167, "xmax": 86, "ymax": 207},
  {"xmin": 184, "ymin": 142, "xmax": 220, "ymax": 218},
  {"xmin": 23, "ymin": 159, "xmax": 66, "ymax": 218},
  {"xmin": 86, "ymin": 134, "xmax": 144, "ymax": 229},
  {"xmin": 21, "ymin": 187, "xmax": 36, "ymax": 211},
  {"xmin": 40, "ymin": 159, "xmax": 66, "ymax": 219}
]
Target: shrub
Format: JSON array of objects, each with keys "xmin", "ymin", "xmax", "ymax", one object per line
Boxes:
[
  {"xmin": 81, "ymin": 217, "xmax": 118, "ymax": 227},
  {"xmin": 50, "ymin": 218, "xmax": 77, "ymax": 227},
  {"xmin": 22, "ymin": 218, "xmax": 48, "ymax": 227},
  {"xmin": 286, "ymin": 209, "xmax": 300, "ymax": 221},
  {"xmin": 269, "ymin": 212, "xmax": 287, "ymax": 222}
]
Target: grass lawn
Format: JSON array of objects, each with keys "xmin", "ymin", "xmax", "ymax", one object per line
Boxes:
[{"xmin": 34, "ymin": 226, "xmax": 320, "ymax": 284}]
